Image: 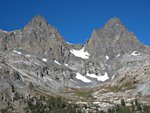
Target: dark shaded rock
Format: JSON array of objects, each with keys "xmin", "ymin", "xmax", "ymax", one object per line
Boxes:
[{"xmin": 68, "ymin": 43, "xmax": 84, "ymax": 50}]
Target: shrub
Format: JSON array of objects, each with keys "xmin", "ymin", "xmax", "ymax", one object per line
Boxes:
[
  {"xmin": 28, "ymin": 82, "xmax": 33, "ymax": 90},
  {"xmin": 11, "ymin": 84, "xmax": 15, "ymax": 92}
]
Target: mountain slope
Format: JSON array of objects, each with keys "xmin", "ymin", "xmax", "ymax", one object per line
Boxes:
[
  {"xmin": 0, "ymin": 15, "xmax": 150, "ymax": 112},
  {"xmin": 85, "ymin": 17, "xmax": 150, "ymax": 59},
  {"xmin": 4, "ymin": 15, "xmax": 70, "ymax": 63}
]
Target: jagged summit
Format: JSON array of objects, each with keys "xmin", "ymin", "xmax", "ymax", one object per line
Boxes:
[
  {"xmin": 96, "ymin": 17, "xmax": 127, "ymax": 35},
  {"xmin": 24, "ymin": 14, "xmax": 55, "ymax": 32},
  {"xmin": 105, "ymin": 17, "xmax": 121, "ymax": 25},
  {"xmin": 33, "ymin": 14, "xmax": 45, "ymax": 20},
  {"xmin": 2, "ymin": 15, "xmax": 70, "ymax": 63},
  {"xmin": 1, "ymin": 15, "xmax": 149, "ymax": 60},
  {"xmin": 85, "ymin": 17, "xmax": 150, "ymax": 58},
  {"xmin": 27, "ymin": 14, "xmax": 48, "ymax": 26}
]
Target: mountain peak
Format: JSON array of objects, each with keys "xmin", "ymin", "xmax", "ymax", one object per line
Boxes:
[
  {"xmin": 32, "ymin": 14, "xmax": 45, "ymax": 21},
  {"xmin": 85, "ymin": 17, "xmax": 149, "ymax": 58},
  {"xmin": 104, "ymin": 17, "xmax": 126, "ymax": 29},
  {"xmin": 106, "ymin": 17, "xmax": 121, "ymax": 24},
  {"xmin": 24, "ymin": 14, "xmax": 55, "ymax": 33},
  {"xmin": 27, "ymin": 14, "xmax": 48, "ymax": 27}
]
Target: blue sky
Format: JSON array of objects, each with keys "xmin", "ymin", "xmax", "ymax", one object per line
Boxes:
[{"xmin": 0, "ymin": 0, "xmax": 150, "ymax": 45}]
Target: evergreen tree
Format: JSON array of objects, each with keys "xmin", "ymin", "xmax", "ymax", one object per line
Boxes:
[
  {"xmin": 121, "ymin": 99, "xmax": 126, "ymax": 107},
  {"xmin": 11, "ymin": 84, "xmax": 15, "ymax": 92}
]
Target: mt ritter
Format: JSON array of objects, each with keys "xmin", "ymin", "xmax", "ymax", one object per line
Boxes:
[{"xmin": 0, "ymin": 15, "xmax": 150, "ymax": 112}]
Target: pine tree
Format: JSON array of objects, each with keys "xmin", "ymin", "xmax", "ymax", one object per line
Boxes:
[{"xmin": 121, "ymin": 99, "xmax": 126, "ymax": 107}]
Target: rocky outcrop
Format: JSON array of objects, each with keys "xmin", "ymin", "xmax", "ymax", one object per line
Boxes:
[
  {"xmin": 85, "ymin": 17, "xmax": 150, "ymax": 59},
  {"xmin": 5, "ymin": 15, "xmax": 70, "ymax": 63},
  {"xmin": 0, "ymin": 29, "xmax": 8, "ymax": 50}
]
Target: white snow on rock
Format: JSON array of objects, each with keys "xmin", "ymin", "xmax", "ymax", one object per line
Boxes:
[
  {"xmin": 64, "ymin": 64, "xmax": 68, "ymax": 66},
  {"xmin": 86, "ymin": 72, "xmax": 109, "ymax": 82},
  {"xmin": 54, "ymin": 60, "xmax": 61, "ymax": 65},
  {"xmin": 76, "ymin": 101, "xmax": 88, "ymax": 105},
  {"xmin": 13, "ymin": 50, "xmax": 21, "ymax": 55},
  {"xmin": 131, "ymin": 51, "xmax": 140, "ymax": 56},
  {"xmin": 111, "ymin": 75, "xmax": 115, "ymax": 80},
  {"xmin": 116, "ymin": 54, "xmax": 120, "ymax": 58},
  {"xmin": 102, "ymin": 72, "xmax": 109, "ymax": 81},
  {"xmin": 106, "ymin": 55, "xmax": 109, "ymax": 60},
  {"xmin": 25, "ymin": 54, "xmax": 31, "ymax": 57},
  {"xmin": 86, "ymin": 73, "xmax": 99, "ymax": 80},
  {"xmin": 70, "ymin": 47, "xmax": 90, "ymax": 59},
  {"xmin": 4, "ymin": 31, "xmax": 7, "ymax": 33},
  {"xmin": 42, "ymin": 58, "xmax": 47, "ymax": 62},
  {"xmin": 76, "ymin": 72, "xmax": 91, "ymax": 83},
  {"xmin": 93, "ymin": 102, "xmax": 101, "ymax": 104}
]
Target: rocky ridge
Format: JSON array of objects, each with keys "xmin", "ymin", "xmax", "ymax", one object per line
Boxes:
[{"xmin": 0, "ymin": 15, "xmax": 150, "ymax": 112}]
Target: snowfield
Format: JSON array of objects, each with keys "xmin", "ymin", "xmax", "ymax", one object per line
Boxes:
[
  {"xmin": 116, "ymin": 54, "xmax": 120, "ymax": 58},
  {"xmin": 70, "ymin": 47, "xmax": 90, "ymax": 59},
  {"xmin": 54, "ymin": 60, "xmax": 61, "ymax": 65},
  {"xmin": 42, "ymin": 58, "xmax": 47, "ymax": 62},
  {"xmin": 131, "ymin": 51, "xmax": 140, "ymax": 56},
  {"xmin": 86, "ymin": 72, "xmax": 109, "ymax": 82},
  {"xmin": 13, "ymin": 50, "xmax": 22, "ymax": 55},
  {"xmin": 76, "ymin": 72, "xmax": 91, "ymax": 83},
  {"xmin": 4, "ymin": 31, "xmax": 7, "ymax": 33},
  {"xmin": 64, "ymin": 64, "xmax": 68, "ymax": 66},
  {"xmin": 106, "ymin": 55, "xmax": 109, "ymax": 60}
]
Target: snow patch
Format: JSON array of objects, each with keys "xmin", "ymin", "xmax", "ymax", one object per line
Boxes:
[
  {"xmin": 106, "ymin": 56, "xmax": 109, "ymax": 60},
  {"xmin": 116, "ymin": 54, "xmax": 120, "ymax": 58},
  {"xmin": 86, "ymin": 72, "xmax": 109, "ymax": 82},
  {"xmin": 111, "ymin": 75, "xmax": 115, "ymax": 80},
  {"xmin": 102, "ymin": 72, "xmax": 109, "ymax": 81},
  {"xmin": 93, "ymin": 102, "xmax": 101, "ymax": 104},
  {"xmin": 70, "ymin": 47, "xmax": 90, "ymax": 59},
  {"xmin": 25, "ymin": 54, "xmax": 31, "ymax": 57},
  {"xmin": 76, "ymin": 72, "xmax": 91, "ymax": 83},
  {"xmin": 76, "ymin": 101, "xmax": 88, "ymax": 104},
  {"xmin": 13, "ymin": 50, "xmax": 21, "ymax": 55},
  {"xmin": 131, "ymin": 51, "xmax": 140, "ymax": 56},
  {"xmin": 54, "ymin": 60, "xmax": 61, "ymax": 65},
  {"xmin": 64, "ymin": 64, "xmax": 68, "ymax": 66},
  {"xmin": 42, "ymin": 58, "xmax": 47, "ymax": 62}
]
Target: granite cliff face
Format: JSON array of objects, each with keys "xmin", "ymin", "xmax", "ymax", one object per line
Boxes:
[{"xmin": 0, "ymin": 15, "xmax": 150, "ymax": 112}]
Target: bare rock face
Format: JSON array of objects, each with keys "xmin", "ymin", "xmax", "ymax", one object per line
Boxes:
[
  {"xmin": 68, "ymin": 43, "xmax": 84, "ymax": 50},
  {"xmin": 0, "ymin": 16, "xmax": 150, "ymax": 112},
  {"xmin": 6, "ymin": 15, "xmax": 70, "ymax": 63},
  {"xmin": 1, "ymin": 16, "xmax": 150, "ymax": 87},
  {"xmin": 85, "ymin": 17, "xmax": 150, "ymax": 59},
  {"xmin": 0, "ymin": 29, "xmax": 7, "ymax": 50}
]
